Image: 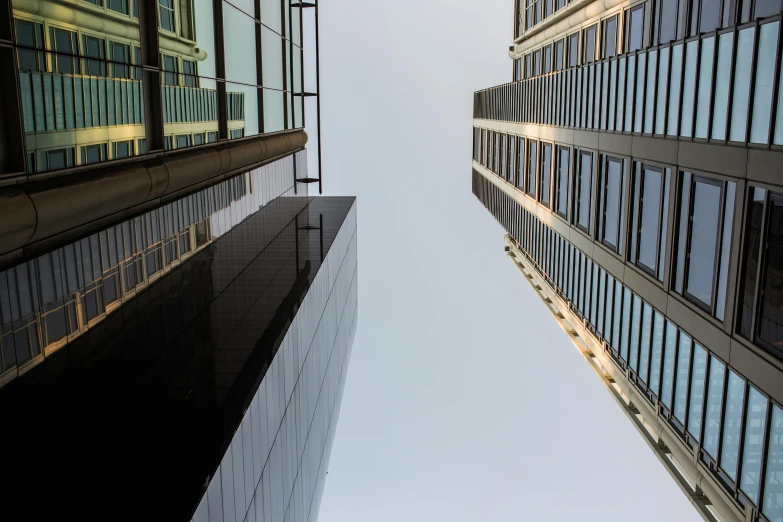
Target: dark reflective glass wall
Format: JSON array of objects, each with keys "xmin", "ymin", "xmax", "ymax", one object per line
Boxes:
[
  {"xmin": 0, "ymin": 158, "xmax": 356, "ymax": 522},
  {"xmin": 0, "ymin": 150, "xmax": 307, "ymax": 387},
  {"xmin": 7, "ymin": 0, "xmax": 306, "ymax": 173}
]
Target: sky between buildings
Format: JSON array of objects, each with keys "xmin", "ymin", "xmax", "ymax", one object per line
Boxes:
[{"xmin": 317, "ymin": 1, "xmax": 700, "ymax": 520}]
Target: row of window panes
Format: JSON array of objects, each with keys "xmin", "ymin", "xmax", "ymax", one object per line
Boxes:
[
  {"xmin": 472, "ymin": 169, "xmax": 783, "ymax": 521},
  {"xmin": 473, "ymin": 127, "xmax": 736, "ymax": 323},
  {"xmin": 517, "ymin": 0, "xmax": 570, "ymax": 36},
  {"xmin": 489, "ymin": 20, "xmax": 783, "ymax": 147},
  {"xmin": 513, "ymin": 0, "xmax": 782, "ymax": 81}
]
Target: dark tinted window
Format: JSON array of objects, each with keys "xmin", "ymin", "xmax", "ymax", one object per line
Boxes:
[
  {"xmin": 83, "ymin": 35, "xmax": 106, "ymax": 76},
  {"xmin": 699, "ymin": 0, "xmax": 722, "ymax": 33},
  {"xmin": 533, "ymin": 50, "xmax": 541, "ymax": 76},
  {"xmin": 756, "ymin": 0, "xmax": 783, "ymax": 18},
  {"xmin": 540, "ymin": 143, "xmax": 552, "ymax": 207},
  {"xmin": 16, "ymin": 20, "xmax": 45, "ymax": 72},
  {"xmin": 740, "ymin": 188, "xmax": 766, "ymax": 338}
]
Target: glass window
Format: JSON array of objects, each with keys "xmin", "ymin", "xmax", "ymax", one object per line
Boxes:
[
  {"xmin": 533, "ymin": 50, "xmax": 541, "ymax": 76},
  {"xmin": 15, "ymin": 20, "xmax": 45, "ymax": 73},
  {"xmin": 720, "ymin": 371, "xmax": 746, "ymax": 481},
  {"xmin": 162, "ymin": 54, "xmax": 178, "ymax": 85},
  {"xmin": 110, "ymin": 41, "xmax": 131, "ymax": 79},
  {"xmin": 649, "ymin": 312, "xmax": 664, "ymax": 394},
  {"xmin": 739, "ymin": 187, "xmax": 767, "ymax": 339},
  {"xmin": 517, "ymin": 137, "xmax": 525, "ymax": 190},
  {"xmin": 673, "ymin": 331, "xmax": 692, "ymax": 425},
  {"xmin": 629, "ymin": 295, "xmax": 641, "ymax": 371},
  {"xmin": 638, "ymin": 303, "xmax": 652, "ymax": 382},
  {"xmin": 675, "ymin": 175, "xmax": 732, "ymax": 313},
  {"xmin": 626, "ymin": 4, "xmax": 646, "ymax": 53},
  {"xmin": 657, "ymin": 0, "xmax": 680, "ymax": 44},
  {"xmin": 568, "ymin": 33, "xmax": 579, "ymax": 68},
  {"xmin": 686, "ymin": 344, "xmax": 707, "ymax": 441},
  {"xmin": 631, "ymin": 165, "xmax": 665, "ymax": 276},
  {"xmin": 762, "ymin": 405, "xmax": 783, "ymax": 521},
  {"xmin": 554, "ymin": 39, "xmax": 564, "ymax": 70},
  {"xmin": 543, "ymin": 45, "xmax": 552, "ymax": 74},
  {"xmin": 600, "ymin": 156, "xmax": 623, "ymax": 251},
  {"xmin": 82, "ymin": 144, "xmax": 106, "ymax": 165},
  {"xmin": 731, "ymin": 27, "xmax": 755, "ymax": 142},
  {"xmin": 556, "ymin": 146, "xmax": 570, "ymax": 218},
  {"xmin": 45, "ymin": 148, "xmax": 75, "ymax": 171},
  {"xmin": 583, "ymin": 25, "xmax": 596, "ymax": 64},
  {"xmin": 525, "ymin": 54, "xmax": 532, "ymax": 79},
  {"xmin": 514, "ymin": 58, "xmax": 522, "ymax": 81},
  {"xmin": 751, "ymin": 22, "xmax": 780, "ymax": 144},
  {"xmin": 159, "ymin": 0, "xmax": 175, "ymax": 32},
  {"xmin": 113, "ymin": 140, "xmax": 133, "ymax": 159},
  {"xmin": 527, "ymin": 140, "xmax": 537, "ymax": 197},
  {"xmin": 661, "ymin": 321, "xmax": 678, "ymax": 408},
  {"xmin": 182, "ymin": 59, "xmax": 197, "ymax": 88},
  {"xmin": 83, "ymin": 35, "xmax": 106, "ymax": 77},
  {"xmin": 604, "ymin": 16, "xmax": 618, "ymax": 58},
  {"xmin": 108, "ymin": 0, "xmax": 129, "ymax": 14},
  {"xmin": 695, "ymin": 37, "xmax": 715, "ymax": 139},
  {"xmin": 575, "ymin": 151, "xmax": 593, "ymax": 232},
  {"xmin": 621, "ymin": 288, "xmax": 631, "ymax": 361},
  {"xmin": 49, "ymin": 27, "xmax": 79, "ymax": 74},
  {"xmin": 711, "ymin": 33, "xmax": 733, "ymax": 141},
  {"xmin": 703, "ymin": 356, "xmax": 725, "ymax": 458},
  {"xmin": 540, "ymin": 143, "xmax": 552, "ymax": 207},
  {"xmin": 740, "ymin": 386, "xmax": 769, "ymax": 504},
  {"xmin": 757, "ymin": 194, "xmax": 783, "ymax": 351},
  {"xmin": 668, "ymin": 44, "xmax": 683, "ymax": 136},
  {"xmin": 696, "ymin": 0, "xmax": 722, "ymax": 34}
]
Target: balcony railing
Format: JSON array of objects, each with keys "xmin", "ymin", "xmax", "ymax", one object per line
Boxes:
[{"xmin": 475, "ymin": 19, "xmax": 783, "ymax": 149}]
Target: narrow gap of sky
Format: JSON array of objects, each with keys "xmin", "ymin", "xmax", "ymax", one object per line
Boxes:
[{"xmin": 317, "ymin": 1, "xmax": 699, "ymax": 520}]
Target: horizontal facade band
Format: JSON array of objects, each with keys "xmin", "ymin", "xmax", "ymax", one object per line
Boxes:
[{"xmin": 0, "ymin": 128, "xmax": 307, "ymax": 270}]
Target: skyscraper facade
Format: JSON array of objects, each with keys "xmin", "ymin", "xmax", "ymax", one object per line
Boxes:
[
  {"xmin": 0, "ymin": 1, "xmax": 357, "ymax": 521},
  {"xmin": 472, "ymin": 2, "xmax": 783, "ymax": 521}
]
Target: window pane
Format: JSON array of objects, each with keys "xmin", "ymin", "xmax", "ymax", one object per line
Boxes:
[
  {"xmin": 762, "ymin": 405, "xmax": 783, "ymax": 521},
  {"xmin": 638, "ymin": 303, "xmax": 652, "ymax": 382},
  {"xmin": 584, "ymin": 26, "xmax": 596, "ymax": 63},
  {"xmin": 649, "ymin": 312, "xmax": 664, "ymax": 394},
  {"xmin": 661, "ymin": 321, "xmax": 677, "ymax": 408},
  {"xmin": 758, "ymin": 197, "xmax": 783, "ymax": 349},
  {"xmin": 740, "ymin": 387, "xmax": 769, "ymax": 504},
  {"xmin": 621, "ymin": 287, "xmax": 631, "ymax": 361},
  {"xmin": 604, "ymin": 17, "xmax": 617, "ymax": 58},
  {"xmin": 668, "ymin": 44, "xmax": 683, "ymax": 136},
  {"xmin": 568, "ymin": 33, "xmax": 578, "ymax": 67},
  {"xmin": 638, "ymin": 167, "xmax": 662, "ymax": 273},
  {"xmin": 656, "ymin": 47, "xmax": 669, "ymax": 135},
  {"xmin": 686, "ymin": 179, "xmax": 722, "ymax": 309},
  {"xmin": 711, "ymin": 33, "xmax": 733, "ymax": 140},
  {"xmin": 681, "ymin": 41, "xmax": 699, "ymax": 137},
  {"xmin": 686, "ymin": 344, "xmax": 707, "ymax": 441},
  {"xmin": 540, "ymin": 143, "xmax": 551, "ymax": 206},
  {"xmin": 740, "ymin": 188, "xmax": 766, "ymax": 338},
  {"xmin": 659, "ymin": 0, "xmax": 678, "ymax": 43},
  {"xmin": 695, "ymin": 37, "xmax": 714, "ymax": 139},
  {"xmin": 527, "ymin": 141, "xmax": 537, "ymax": 197},
  {"xmin": 577, "ymin": 152, "xmax": 592, "ymax": 230},
  {"xmin": 603, "ymin": 158, "xmax": 622, "ymax": 249},
  {"xmin": 700, "ymin": 0, "xmax": 722, "ymax": 33},
  {"xmin": 716, "ymin": 182, "xmax": 735, "ymax": 321},
  {"xmin": 673, "ymin": 331, "xmax": 691, "ymax": 424},
  {"xmin": 628, "ymin": 6, "xmax": 645, "ymax": 52},
  {"xmin": 629, "ymin": 295, "xmax": 641, "ymax": 371},
  {"xmin": 557, "ymin": 147, "xmax": 569, "ymax": 216},
  {"xmin": 731, "ymin": 27, "xmax": 755, "ymax": 142},
  {"xmin": 720, "ymin": 371, "xmax": 746, "ymax": 481},
  {"xmin": 703, "ymin": 356, "xmax": 725, "ymax": 458},
  {"xmin": 751, "ymin": 22, "xmax": 780, "ymax": 144}
]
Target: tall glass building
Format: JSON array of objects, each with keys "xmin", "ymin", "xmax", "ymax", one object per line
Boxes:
[
  {"xmin": 0, "ymin": 1, "xmax": 358, "ymax": 521},
  {"xmin": 472, "ymin": 2, "xmax": 783, "ymax": 521}
]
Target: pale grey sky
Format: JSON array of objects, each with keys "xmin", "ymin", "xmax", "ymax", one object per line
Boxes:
[{"xmin": 318, "ymin": 1, "xmax": 700, "ymax": 520}]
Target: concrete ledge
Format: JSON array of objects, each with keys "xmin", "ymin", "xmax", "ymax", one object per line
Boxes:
[{"xmin": 0, "ymin": 130, "xmax": 307, "ymax": 269}]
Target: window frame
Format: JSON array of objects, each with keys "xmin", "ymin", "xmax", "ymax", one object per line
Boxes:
[
  {"xmin": 602, "ymin": 14, "xmax": 619, "ymax": 59},
  {"xmin": 567, "ymin": 32, "xmax": 580, "ymax": 68},
  {"xmin": 679, "ymin": 173, "xmax": 727, "ymax": 314},
  {"xmin": 554, "ymin": 39, "xmax": 565, "ymax": 71},
  {"xmin": 625, "ymin": 3, "xmax": 648, "ymax": 53},
  {"xmin": 599, "ymin": 155, "xmax": 626, "ymax": 253},
  {"xmin": 555, "ymin": 145, "xmax": 571, "ymax": 220},
  {"xmin": 582, "ymin": 23, "xmax": 598, "ymax": 64},
  {"xmin": 539, "ymin": 141, "xmax": 553, "ymax": 208},
  {"xmin": 527, "ymin": 139, "xmax": 538, "ymax": 198},
  {"xmin": 630, "ymin": 162, "xmax": 667, "ymax": 278},
  {"xmin": 573, "ymin": 149, "xmax": 595, "ymax": 234}
]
